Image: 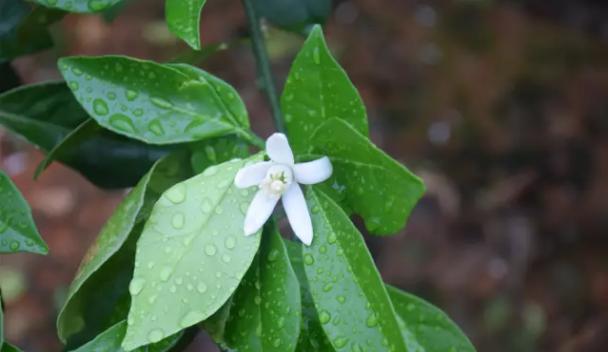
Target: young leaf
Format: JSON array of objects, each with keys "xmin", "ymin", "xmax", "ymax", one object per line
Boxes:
[
  {"xmin": 253, "ymin": 0, "xmax": 330, "ymax": 33},
  {"xmin": 58, "ymin": 56, "xmax": 251, "ymax": 145},
  {"xmin": 57, "ymin": 153, "xmax": 191, "ymax": 346},
  {"xmin": 0, "ymin": 0, "xmax": 63, "ymax": 62},
  {"xmin": 69, "ymin": 321, "xmax": 182, "ymax": 352},
  {"xmin": 281, "ymin": 25, "xmax": 368, "ymax": 154},
  {"xmin": 209, "ymin": 226, "xmax": 301, "ymax": 352},
  {"xmin": 310, "ymin": 118, "xmax": 425, "ymax": 235},
  {"xmin": 123, "ymin": 156, "xmax": 263, "ymax": 350},
  {"xmin": 0, "ymin": 82, "xmax": 171, "ymax": 189},
  {"xmin": 165, "ymin": 0, "xmax": 207, "ymax": 50},
  {"xmin": 285, "ymin": 240, "xmax": 335, "ymax": 352},
  {"xmin": 33, "ymin": 0, "xmax": 122, "ymax": 13},
  {"xmin": 302, "ymin": 187, "xmax": 406, "ymax": 351},
  {"xmin": 387, "ymin": 286, "xmax": 476, "ymax": 352},
  {"xmin": 0, "ymin": 171, "xmax": 48, "ymax": 255}
]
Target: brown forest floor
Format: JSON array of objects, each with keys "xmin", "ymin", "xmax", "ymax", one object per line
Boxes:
[{"xmin": 2, "ymin": 1, "xmax": 608, "ymax": 351}]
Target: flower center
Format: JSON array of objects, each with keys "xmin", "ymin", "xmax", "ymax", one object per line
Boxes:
[{"xmin": 260, "ymin": 164, "xmax": 293, "ymax": 196}]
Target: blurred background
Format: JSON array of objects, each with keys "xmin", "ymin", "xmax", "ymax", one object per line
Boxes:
[{"xmin": 2, "ymin": 0, "xmax": 608, "ymax": 351}]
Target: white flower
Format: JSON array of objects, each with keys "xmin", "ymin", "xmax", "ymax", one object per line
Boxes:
[{"xmin": 234, "ymin": 133, "xmax": 333, "ymax": 245}]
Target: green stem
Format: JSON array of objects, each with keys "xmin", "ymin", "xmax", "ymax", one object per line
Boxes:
[
  {"xmin": 241, "ymin": 0, "xmax": 286, "ymax": 133},
  {"xmin": 238, "ymin": 128, "xmax": 265, "ymax": 149}
]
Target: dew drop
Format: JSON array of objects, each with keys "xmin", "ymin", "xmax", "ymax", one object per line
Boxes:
[
  {"xmin": 109, "ymin": 113, "xmax": 136, "ymax": 133},
  {"xmin": 201, "ymin": 199, "xmax": 212, "ymax": 213},
  {"xmin": 319, "ymin": 310, "xmax": 331, "ymax": 324},
  {"xmin": 151, "ymin": 96, "xmax": 173, "ymax": 109},
  {"xmin": 128, "ymin": 278, "xmax": 145, "ymax": 295},
  {"xmin": 180, "ymin": 311, "xmax": 204, "ymax": 328},
  {"xmin": 126, "ymin": 89, "xmax": 139, "ymax": 101},
  {"xmin": 366, "ymin": 313, "xmax": 379, "ymax": 327},
  {"xmin": 197, "ymin": 282, "xmax": 207, "ymax": 293},
  {"xmin": 165, "ymin": 184, "xmax": 186, "ymax": 204},
  {"xmin": 221, "ymin": 254, "xmax": 231, "ymax": 263},
  {"xmin": 334, "ymin": 337, "xmax": 348, "ymax": 348},
  {"xmin": 69, "ymin": 81, "xmax": 79, "ymax": 91},
  {"xmin": 93, "ymin": 99, "xmax": 109, "ymax": 116},
  {"xmin": 203, "ymin": 165, "xmax": 218, "ymax": 176},
  {"xmin": 303, "ymin": 253, "xmax": 314, "ymax": 265},
  {"xmin": 148, "ymin": 329, "xmax": 164, "ymax": 343},
  {"xmin": 148, "ymin": 119, "xmax": 165, "ymax": 136},
  {"xmin": 205, "ymin": 244, "xmax": 217, "ymax": 256},
  {"xmin": 171, "ymin": 212, "xmax": 185, "ymax": 229},
  {"xmin": 9, "ymin": 240, "xmax": 19, "ymax": 251},
  {"xmin": 224, "ymin": 236, "xmax": 236, "ymax": 249},
  {"xmin": 160, "ymin": 266, "xmax": 172, "ymax": 281}
]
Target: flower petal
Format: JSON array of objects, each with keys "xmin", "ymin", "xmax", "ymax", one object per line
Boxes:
[
  {"xmin": 282, "ymin": 184, "xmax": 313, "ymax": 245},
  {"xmin": 266, "ymin": 133, "xmax": 294, "ymax": 165},
  {"xmin": 294, "ymin": 157, "xmax": 333, "ymax": 185},
  {"xmin": 234, "ymin": 161, "xmax": 272, "ymax": 188},
  {"xmin": 244, "ymin": 190, "xmax": 280, "ymax": 236}
]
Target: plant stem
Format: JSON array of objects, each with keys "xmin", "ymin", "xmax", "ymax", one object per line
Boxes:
[
  {"xmin": 241, "ymin": 0, "xmax": 286, "ymax": 133},
  {"xmin": 238, "ymin": 128, "xmax": 265, "ymax": 149}
]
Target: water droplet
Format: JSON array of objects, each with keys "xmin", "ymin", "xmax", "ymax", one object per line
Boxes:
[
  {"xmin": 224, "ymin": 236, "xmax": 236, "ymax": 249},
  {"xmin": 133, "ymin": 108, "xmax": 144, "ymax": 116},
  {"xmin": 126, "ymin": 89, "xmax": 138, "ymax": 101},
  {"xmin": 69, "ymin": 81, "xmax": 79, "ymax": 91},
  {"xmin": 201, "ymin": 199, "xmax": 212, "ymax": 213},
  {"xmin": 71, "ymin": 67, "xmax": 83, "ymax": 76},
  {"xmin": 88, "ymin": 0, "xmax": 110, "ymax": 12},
  {"xmin": 171, "ymin": 212, "xmax": 185, "ymax": 229},
  {"xmin": 9, "ymin": 240, "xmax": 19, "ymax": 251},
  {"xmin": 148, "ymin": 119, "xmax": 165, "ymax": 136},
  {"xmin": 109, "ymin": 113, "xmax": 136, "ymax": 133},
  {"xmin": 313, "ymin": 46, "xmax": 321, "ymax": 64},
  {"xmin": 148, "ymin": 329, "xmax": 164, "ymax": 343},
  {"xmin": 106, "ymin": 91, "xmax": 117, "ymax": 101},
  {"xmin": 319, "ymin": 310, "xmax": 331, "ymax": 324},
  {"xmin": 180, "ymin": 311, "xmax": 204, "ymax": 328},
  {"xmin": 151, "ymin": 96, "xmax": 173, "ymax": 109},
  {"xmin": 165, "ymin": 184, "xmax": 186, "ymax": 204},
  {"xmin": 267, "ymin": 248, "xmax": 279, "ymax": 262},
  {"xmin": 328, "ymin": 233, "xmax": 337, "ymax": 244},
  {"xmin": 334, "ymin": 336, "xmax": 348, "ymax": 348},
  {"xmin": 336, "ymin": 295, "xmax": 346, "ymax": 304},
  {"xmin": 197, "ymin": 282, "xmax": 207, "ymax": 293},
  {"xmin": 128, "ymin": 278, "xmax": 145, "ymax": 295},
  {"xmin": 366, "ymin": 313, "xmax": 378, "ymax": 327},
  {"xmin": 205, "ymin": 244, "xmax": 217, "ymax": 256},
  {"xmin": 203, "ymin": 165, "xmax": 218, "ymax": 176},
  {"xmin": 160, "ymin": 266, "xmax": 172, "ymax": 281},
  {"xmin": 93, "ymin": 99, "xmax": 109, "ymax": 116},
  {"xmin": 304, "ymin": 253, "xmax": 314, "ymax": 265},
  {"xmin": 272, "ymin": 338, "xmax": 281, "ymax": 348}
]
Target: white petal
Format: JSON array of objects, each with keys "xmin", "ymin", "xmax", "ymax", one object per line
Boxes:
[
  {"xmin": 244, "ymin": 190, "xmax": 280, "ymax": 236},
  {"xmin": 266, "ymin": 133, "xmax": 294, "ymax": 165},
  {"xmin": 294, "ymin": 157, "xmax": 333, "ymax": 185},
  {"xmin": 282, "ymin": 184, "xmax": 313, "ymax": 245},
  {"xmin": 234, "ymin": 161, "xmax": 272, "ymax": 188}
]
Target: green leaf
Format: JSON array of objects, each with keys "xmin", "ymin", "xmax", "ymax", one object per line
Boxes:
[
  {"xmin": 123, "ymin": 156, "xmax": 263, "ymax": 351},
  {"xmin": 387, "ymin": 286, "xmax": 476, "ymax": 352},
  {"xmin": 210, "ymin": 226, "xmax": 301, "ymax": 351},
  {"xmin": 282, "ymin": 25, "xmax": 368, "ymax": 154},
  {"xmin": 69, "ymin": 321, "xmax": 182, "ymax": 352},
  {"xmin": 33, "ymin": 0, "xmax": 122, "ymax": 13},
  {"xmin": 58, "ymin": 56, "xmax": 251, "ymax": 145},
  {"xmin": 0, "ymin": 82, "xmax": 171, "ymax": 188},
  {"xmin": 0, "ymin": 0, "xmax": 63, "ymax": 62},
  {"xmin": 253, "ymin": 0, "xmax": 330, "ymax": 32},
  {"xmin": 165, "ymin": 0, "xmax": 207, "ymax": 50},
  {"xmin": 57, "ymin": 153, "xmax": 191, "ymax": 346},
  {"xmin": 189, "ymin": 136, "xmax": 249, "ymax": 174},
  {"xmin": 0, "ymin": 171, "xmax": 47, "ymax": 255},
  {"xmin": 1, "ymin": 296, "xmax": 3, "ymax": 347},
  {"xmin": 1, "ymin": 343, "xmax": 23, "ymax": 352},
  {"xmin": 310, "ymin": 118, "xmax": 425, "ymax": 235},
  {"xmin": 285, "ymin": 240, "xmax": 335, "ymax": 352},
  {"xmin": 301, "ymin": 187, "xmax": 406, "ymax": 351}
]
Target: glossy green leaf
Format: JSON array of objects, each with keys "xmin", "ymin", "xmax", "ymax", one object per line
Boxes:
[
  {"xmin": 1, "ymin": 296, "xmax": 3, "ymax": 347},
  {"xmin": 0, "ymin": 82, "xmax": 171, "ymax": 188},
  {"xmin": 123, "ymin": 156, "xmax": 263, "ymax": 351},
  {"xmin": 33, "ymin": 0, "xmax": 121, "ymax": 13},
  {"xmin": 211, "ymin": 226, "xmax": 301, "ymax": 352},
  {"xmin": 387, "ymin": 286, "xmax": 476, "ymax": 352},
  {"xmin": 57, "ymin": 153, "xmax": 191, "ymax": 346},
  {"xmin": 165, "ymin": 0, "xmax": 207, "ymax": 50},
  {"xmin": 285, "ymin": 240, "xmax": 335, "ymax": 352},
  {"xmin": 0, "ymin": 171, "xmax": 47, "ymax": 255},
  {"xmin": 302, "ymin": 187, "xmax": 406, "ymax": 351},
  {"xmin": 190, "ymin": 137, "xmax": 249, "ymax": 174},
  {"xmin": 0, "ymin": 0, "xmax": 63, "ymax": 62},
  {"xmin": 253, "ymin": 0, "xmax": 330, "ymax": 32},
  {"xmin": 1, "ymin": 343, "xmax": 22, "ymax": 352},
  {"xmin": 310, "ymin": 118, "xmax": 425, "ymax": 235},
  {"xmin": 58, "ymin": 56, "xmax": 251, "ymax": 145},
  {"xmin": 70, "ymin": 321, "xmax": 182, "ymax": 352},
  {"xmin": 282, "ymin": 25, "xmax": 368, "ymax": 154}
]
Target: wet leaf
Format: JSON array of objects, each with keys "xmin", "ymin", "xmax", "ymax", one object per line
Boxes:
[
  {"xmin": 33, "ymin": 0, "xmax": 122, "ymax": 13},
  {"xmin": 301, "ymin": 187, "xmax": 406, "ymax": 351},
  {"xmin": 58, "ymin": 56, "xmax": 250, "ymax": 145},
  {"xmin": 0, "ymin": 171, "xmax": 47, "ymax": 255},
  {"xmin": 282, "ymin": 25, "xmax": 368, "ymax": 154},
  {"xmin": 310, "ymin": 118, "xmax": 425, "ymax": 235},
  {"xmin": 387, "ymin": 285, "xmax": 476, "ymax": 352},
  {"xmin": 69, "ymin": 320, "xmax": 182, "ymax": 352},
  {"xmin": 189, "ymin": 136, "xmax": 249, "ymax": 174},
  {"xmin": 209, "ymin": 226, "xmax": 301, "ymax": 352},
  {"xmin": 123, "ymin": 155, "xmax": 263, "ymax": 350},
  {"xmin": 285, "ymin": 240, "xmax": 335, "ymax": 352},
  {"xmin": 57, "ymin": 154, "xmax": 191, "ymax": 346},
  {"xmin": 165, "ymin": 0, "xmax": 207, "ymax": 50},
  {"xmin": 0, "ymin": 82, "xmax": 171, "ymax": 189}
]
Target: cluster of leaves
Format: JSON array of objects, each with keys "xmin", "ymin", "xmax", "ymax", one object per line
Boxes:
[{"xmin": 0, "ymin": 0, "xmax": 477, "ymax": 351}]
